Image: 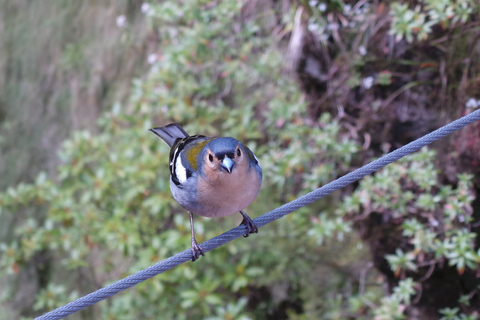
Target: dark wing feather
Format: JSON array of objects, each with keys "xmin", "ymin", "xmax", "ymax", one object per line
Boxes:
[{"xmin": 169, "ymin": 135, "xmax": 207, "ymax": 186}]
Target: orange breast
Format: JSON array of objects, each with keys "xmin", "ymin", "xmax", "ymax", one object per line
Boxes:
[{"xmin": 194, "ymin": 166, "xmax": 261, "ymax": 217}]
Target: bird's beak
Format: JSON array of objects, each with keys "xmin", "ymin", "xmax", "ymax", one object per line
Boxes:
[{"xmin": 221, "ymin": 157, "xmax": 234, "ymax": 174}]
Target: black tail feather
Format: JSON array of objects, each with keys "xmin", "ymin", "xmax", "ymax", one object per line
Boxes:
[{"xmin": 149, "ymin": 123, "xmax": 189, "ymax": 147}]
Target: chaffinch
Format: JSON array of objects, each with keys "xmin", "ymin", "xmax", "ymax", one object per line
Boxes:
[{"xmin": 149, "ymin": 124, "xmax": 262, "ymax": 261}]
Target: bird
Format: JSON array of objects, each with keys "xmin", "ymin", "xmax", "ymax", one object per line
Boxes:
[{"xmin": 149, "ymin": 124, "xmax": 262, "ymax": 261}]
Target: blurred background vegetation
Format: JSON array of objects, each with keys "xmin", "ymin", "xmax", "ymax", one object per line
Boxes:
[{"xmin": 1, "ymin": 0, "xmax": 480, "ymax": 319}]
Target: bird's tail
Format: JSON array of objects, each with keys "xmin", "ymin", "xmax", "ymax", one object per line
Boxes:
[{"xmin": 149, "ymin": 123, "xmax": 189, "ymax": 147}]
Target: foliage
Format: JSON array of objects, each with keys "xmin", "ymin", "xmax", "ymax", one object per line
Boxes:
[
  {"xmin": 1, "ymin": 0, "xmax": 479, "ymax": 319},
  {"xmin": 342, "ymin": 149, "xmax": 478, "ymax": 274},
  {"xmin": 339, "ymin": 149, "xmax": 478, "ymax": 319},
  {"xmin": 302, "ymin": 0, "xmax": 480, "ymax": 317},
  {"xmin": 303, "ymin": 0, "xmax": 480, "ymax": 119},
  {"xmin": 305, "ymin": 0, "xmax": 480, "ymax": 44},
  {"xmin": 390, "ymin": 0, "xmax": 479, "ymax": 43},
  {"xmin": 0, "ymin": 0, "xmax": 363, "ymax": 319}
]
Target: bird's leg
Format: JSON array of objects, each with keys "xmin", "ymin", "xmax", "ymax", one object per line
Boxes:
[
  {"xmin": 189, "ymin": 211, "xmax": 204, "ymax": 261},
  {"xmin": 239, "ymin": 210, "xmax": 258, "ymax": 238}
]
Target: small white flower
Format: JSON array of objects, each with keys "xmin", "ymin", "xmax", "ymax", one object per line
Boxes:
[
  {"xmin": 465, "ymin": 98, "xmax": 478, "ymax": 108},
  {"xmin": 318, "ymin": 3, "xmax": 327, "ymax": 12},
  {"xmin": 319, "ymin": 33, "xmax": 329, "ymax": 42},
  {"xmin": 363, "ymin": 76, "xmax": 374, "ymax": 89},
  {"xmin": 308, "ymin": 0, "xmax": 318, "ymax": 7},
  {"xmin": 147, "ymin": 53, "xmax": 158, "ymax": 64},
  {"xmin": 116, "ymin": 15, "xmax": 127, "ymax": 28},
  {"xmin": 308, "ymin": 22, "xmax": 320, "ymax": 32},
  {"xmin": 344, "ymin": 4, "xmax": 351, "ymax": 13},
  {"xmin": 359, "ymin": 45, "xmax": 367, "ymax": 56},
  {"xmin": 141, "ymin": 3, "xmax": 150, "ymax": 14},
  {"xmin": 327, "ymin": 22, "xmax": 339, "ymax": 31}
]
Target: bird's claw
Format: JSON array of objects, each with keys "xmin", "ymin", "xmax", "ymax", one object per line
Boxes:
[
  {"xmin": 239, "ymin": 211, "xmax": 258, "ymax": 238},
  {"xmin": 191, "ymin": 240, "xmax": 205, "ymax": 262}
]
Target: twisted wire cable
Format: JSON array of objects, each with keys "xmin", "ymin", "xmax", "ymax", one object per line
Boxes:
[{"xmin": 35, "ymin": 109, "xmax": 480, "ymax": 320}]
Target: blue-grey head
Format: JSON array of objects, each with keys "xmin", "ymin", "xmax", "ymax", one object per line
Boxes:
[{"xmin": 201, "ymin": 137, "xmax": 244, "ymax": 174}]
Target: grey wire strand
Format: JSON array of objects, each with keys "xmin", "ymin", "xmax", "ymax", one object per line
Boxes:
[{"xmin": 35, "ymin": 109, "xmax": 480, "ymax": 320}]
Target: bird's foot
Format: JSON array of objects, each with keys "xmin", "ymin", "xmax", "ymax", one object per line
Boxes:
[
  {"xmin": 239, "ymin": 210, "xmax": 258, "ymax": 238},
  {"xmin": 188, "ymin": 211, "xmax": 204, "ymax": 261},
  {"xmin": 191, "ymin": 239, "xmax": 205, "ymax": 262}
]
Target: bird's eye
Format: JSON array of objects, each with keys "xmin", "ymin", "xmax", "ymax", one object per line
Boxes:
[
  {"xmin": 237, "ymin": 148, "xmax": 241, "ymax": 157},
  {"xmin": 208, "ymin": 154, "xmax": 214, "ymax": 162}
]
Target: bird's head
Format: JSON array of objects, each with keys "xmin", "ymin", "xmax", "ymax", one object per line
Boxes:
[{"xmin": 202, "ymin": 137, "xmax": 244, "ymax": 174}]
